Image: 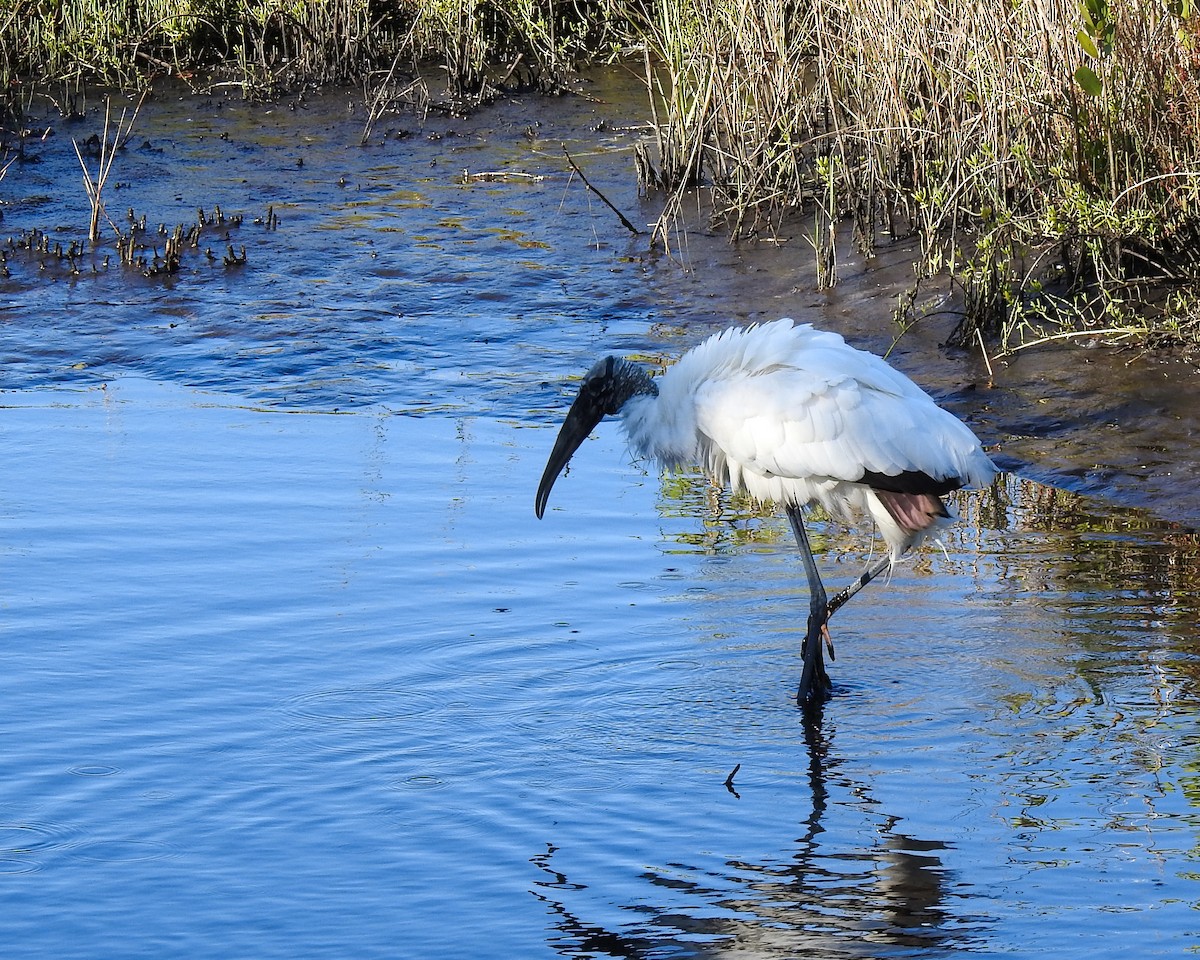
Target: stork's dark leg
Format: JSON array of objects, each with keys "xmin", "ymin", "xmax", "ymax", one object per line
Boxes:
[
  {"xmin": 828, "ymin": 556, "xmax": 893, "ymax": 619},
  {"xmin": 785, "ymin": 504, "xmax": 831, "ymax": 705}
]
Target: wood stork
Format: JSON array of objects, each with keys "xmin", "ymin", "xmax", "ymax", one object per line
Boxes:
[{"xmin": 535, "ymin": 319, "xmax": 997, "ymax": 706}]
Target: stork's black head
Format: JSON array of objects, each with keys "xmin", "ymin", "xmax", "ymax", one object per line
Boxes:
[{"xmin": 535, "ymin": 356, "xmax": 657, "ymax": 518}]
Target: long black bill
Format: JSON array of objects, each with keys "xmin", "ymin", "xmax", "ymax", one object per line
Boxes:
[{"xmin": 535, "ymin": 391, "xmax": 604, "ymax": 519}]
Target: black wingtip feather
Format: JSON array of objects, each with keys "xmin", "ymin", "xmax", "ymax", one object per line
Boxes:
[{"xmin": 860, "ymin": 468, "xmax": 963, "ymax": 497}]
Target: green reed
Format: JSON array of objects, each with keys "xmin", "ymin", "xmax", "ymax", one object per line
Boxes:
[{"xmin": 2, "ymin": 0, "xmax": 619, "ymax": 102}]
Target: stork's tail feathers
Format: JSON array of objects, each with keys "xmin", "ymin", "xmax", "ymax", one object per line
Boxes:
[
  {"xmin": 868, "ymin": 489, "xmax": 954, "ymax": 559},
  {"xmin": 872, "ymin": 489, "xmax": 950, "ymax": 534}
]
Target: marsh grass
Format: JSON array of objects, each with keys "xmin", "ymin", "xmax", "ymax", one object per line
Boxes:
[
  {"xmin": 4, "ymin": 0, "xmax": 402, "ymax": 95},
  {"xmin": 6, "ymin": 0, "xmax": 1200, "ymax": 352},
  {"xmin": 2, "ymin": 1, "xmax": 617, "ymax": 103},
  {"xmin": 636, "ymin": 0, "xmax": 1200, "ymax": 351}
]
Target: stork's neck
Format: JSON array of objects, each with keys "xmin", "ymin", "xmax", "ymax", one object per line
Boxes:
[{"xmin": 620, "ymin": 385, "xmax": 699, "ymax": 468}]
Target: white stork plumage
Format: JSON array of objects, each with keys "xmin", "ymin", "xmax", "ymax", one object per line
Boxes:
[{"xmin": 535, "ymin": 318, "xmax": 997, "ymax": 705}]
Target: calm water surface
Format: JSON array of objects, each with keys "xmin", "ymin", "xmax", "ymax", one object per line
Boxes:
[{"xmin": 2, "ymin": 71, "xmax": 1200, "ymax": 958}]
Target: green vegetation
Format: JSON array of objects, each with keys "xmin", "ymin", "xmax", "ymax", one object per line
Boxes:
[
  {"xmin": 2, "ymin": 0, "xmax": 395, "ymax": 89},
  {"xmin": 0, "ymin": 1, "xmax": 620, "ymax": 100},
  {"xmin": 4, "ymin": 0, "xmax": 1200, "ymax": 354},
  {"xmin": 635, "ymin": 0, "xmax": 1200, "ymax": 353}
]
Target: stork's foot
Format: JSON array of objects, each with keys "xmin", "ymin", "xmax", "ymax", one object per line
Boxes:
[
  {"xmin": 822, "ymin": 622, "xmax": 835, "ymax": 662},
  {"xmin": 797, "ymin": 610, "xmax": 833, "ymax": 707},
  {"xmin": 796, "ymin": 658, "xmax": 832, "ymax": 706}
]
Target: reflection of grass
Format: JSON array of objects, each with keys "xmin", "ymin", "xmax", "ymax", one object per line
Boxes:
[
  {"xmin": 656, "ymin": 469, "xmax": 873, "ymax": 558},
  {"xmin": 982, "ymin": 472, "xmax": 1192, "ymax": 538},
  {"xmin": 657, "ymin": 471, "xmax": 785, "ymax": 555},
  {"xmin": 655, "ymin": 470, "xmax": 1200, "ymax": 630},
  {"xmin": 976, "ymin": 474, "xmax": 1200, "ymax": 710}
]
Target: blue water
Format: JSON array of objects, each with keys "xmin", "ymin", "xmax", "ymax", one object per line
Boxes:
[{"xmin": 3, "ymin": 72, "xmax": 1200, "ymax": 958}]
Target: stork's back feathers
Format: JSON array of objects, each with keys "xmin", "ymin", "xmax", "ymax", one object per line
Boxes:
[{"xmin": 619, "ymin": 319, "xmax": 996, "ymax": 558}]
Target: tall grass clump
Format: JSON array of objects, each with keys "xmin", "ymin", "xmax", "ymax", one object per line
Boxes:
[
  {"xmin": 637, "ymin": 0, "xmax": 1200, "ymax": 352},
  {"xmin": 3, "ymin": 0, "xmax": 402, "ymax": 92},
  {"xmin": 2, "ymin": 1, "xmax": 634, "ymax": 103},
  {"xmin": 396, "ymin": 0, "xmax": 631, "ymax": 104}
]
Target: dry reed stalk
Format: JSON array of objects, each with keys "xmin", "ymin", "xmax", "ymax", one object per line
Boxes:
[
  {"xmin": 638, "ymin": 0, "xmax": 1200, "ymax": 350},
  {"xmin": 72, "ymin": 99, "xmax": 126, "ymax": 243},
  {"xmin": 72, "ymin": 96, "xmax": 143, "ymax": 243}
]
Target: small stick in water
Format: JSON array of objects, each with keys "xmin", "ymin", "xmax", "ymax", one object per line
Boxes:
[
  {"xmin": 562, "ymin": 145, "xmax": 641, "ymax": 237},
  {"xmin": 724, "ymin": 763, "xmax": 742, "ymax": 797}
]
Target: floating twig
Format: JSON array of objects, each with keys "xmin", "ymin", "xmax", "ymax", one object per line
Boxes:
[
  {"xmin": 562, "ymin": 145, "xmax": 641, "ymax": 237},
  {"xmin": 724, "ymin": 763, "xmax": 742, "ymax": 798},
  {"xmin": 460, "ymin": 170, "xmax": 546, "ymax": 184}
]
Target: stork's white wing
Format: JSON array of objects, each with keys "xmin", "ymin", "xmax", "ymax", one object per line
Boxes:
[{"xmin": 693, "ymin": 347, "xmax": 984, "ymax": 487}]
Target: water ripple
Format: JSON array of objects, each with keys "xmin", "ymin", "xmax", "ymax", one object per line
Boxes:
[
  {"xmin": 0, "ymin": 818, "xmax": 81, "ymax": 856},
  {"xmin": 280, "ymin": 686, "xmax": 445, "ymax": 725},
  {"xmin": 389, "ymin": 775, "xmax": 448, "ymax": 791},
  {"xmin": 70, "ymin": 839, "xmax": 175, "ymax": 863},
  {"xmin": 68, "ymin": 764, "xmax": 122, "ymax": 778}
]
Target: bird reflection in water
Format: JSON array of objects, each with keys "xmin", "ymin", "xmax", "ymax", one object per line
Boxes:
[{"xmin": 530, "ymin": 715, "xmax": 982, "ymax": 958}]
